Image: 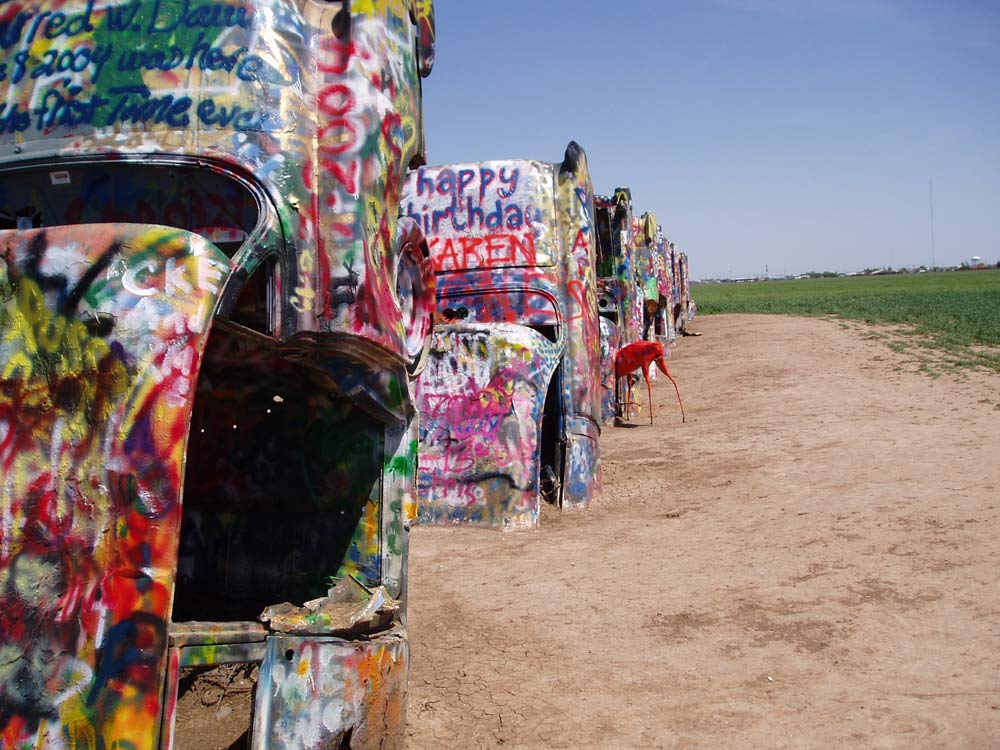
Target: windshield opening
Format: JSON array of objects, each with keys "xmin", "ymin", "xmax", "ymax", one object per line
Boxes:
[
  {"xmin": 0, "ymin": 161, "xmax": 260, "ymax": 258},
  {"xmin": 595, "ymin": 204, "xmax": 615, "ymax": 277}
]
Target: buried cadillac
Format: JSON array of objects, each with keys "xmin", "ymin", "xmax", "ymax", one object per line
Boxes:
[
  {"xmin": 401, "ymin": 143, "xmax": 602, "ymax": 530},
  {"xmin": 0, "ymin": 1, "xmax": 436, "ymax": 748},
  {"xmin": 593, "ymin": 188, "xmax": 642, "ymax": 424}
]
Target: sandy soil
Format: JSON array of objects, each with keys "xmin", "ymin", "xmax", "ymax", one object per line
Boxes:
[{"xmin": 404, "ymin": 313, "xmax": 1000, "ymax": 750}]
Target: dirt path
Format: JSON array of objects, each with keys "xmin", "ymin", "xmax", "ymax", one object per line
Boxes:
[{"xmin": 404, "ymin": 314, "xmax": 1000, "ymax": 750}]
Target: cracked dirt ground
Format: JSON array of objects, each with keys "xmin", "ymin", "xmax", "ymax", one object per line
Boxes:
[{"xmin": 405, "ymin": 314, "xmax": 1000, "ymax": 749}]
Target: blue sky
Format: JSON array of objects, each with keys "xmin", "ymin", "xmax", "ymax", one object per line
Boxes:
[{"xmin": 421, "ymin": 0, "xmax": 1000, "ymax": 279}]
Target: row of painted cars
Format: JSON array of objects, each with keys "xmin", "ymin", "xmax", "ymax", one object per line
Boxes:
[
  {"xmin": 409, "ymin": 159, "xmax": 696, "ymax": 534},
  {"xmin": 0, "ymin": 2, "xmax": 692, "ymax": 748}
]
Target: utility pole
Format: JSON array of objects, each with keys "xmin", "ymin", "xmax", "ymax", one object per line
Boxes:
[{"xmin": 929, "ymin": 178, "xmax": 936, "ymax": 268}]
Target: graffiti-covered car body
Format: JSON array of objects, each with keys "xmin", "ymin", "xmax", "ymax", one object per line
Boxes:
[
  {"xmin": 596, "ymin": 281, "xmax": 621, "ymax": 424},
  {"xmin": 402, "ymin": 143, "xmax": 602, "ymax": 530},
  {"xmin": 0, "ymin": 1, "xmax": 435, "ymax": 749},
  {"xmin": 634, "ymin": 211, "xmax": 659, "ymax": 340},
  {"xmin": 593, "ymin": 188, "xmax": 641, "ymax": 423},
  {"xmin": 671, "ymin": 246, "xmax": 695, "ymax": 334},
  {"xmin": 653, "ymin": 228, "xmax": 677, "ymax": 344},
  {"xmin": 634, "ymin": 212, "xmax": 674, "ymax": 345}
]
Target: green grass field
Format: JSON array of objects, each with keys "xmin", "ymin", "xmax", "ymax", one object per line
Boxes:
[{"xmin": 693, "ymin": 269, "xmax": 1000, "ymax": 372}]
